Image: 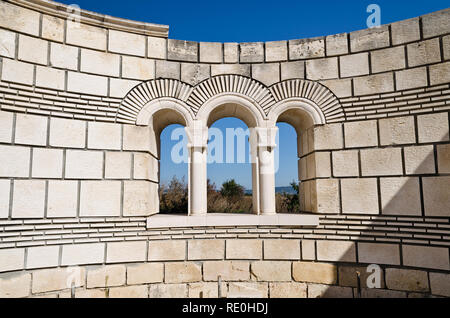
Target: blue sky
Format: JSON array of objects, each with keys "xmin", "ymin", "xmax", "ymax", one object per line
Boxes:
[{"xmin": 59, "ymin": 0, "xmax": 449, "ymax": 189}]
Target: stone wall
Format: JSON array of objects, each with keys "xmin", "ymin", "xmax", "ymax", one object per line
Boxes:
[{"xmin": 0, "ymin": 0, "xmax": 449, "ymax": 298}]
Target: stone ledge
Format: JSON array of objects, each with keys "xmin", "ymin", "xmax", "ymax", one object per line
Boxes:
[{"xmin": 146, "ymin": 213, "xmax": 320, "ymax": 229}]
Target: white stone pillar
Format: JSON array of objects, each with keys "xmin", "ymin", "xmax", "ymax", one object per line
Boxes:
[
  {"xmin": 186, "ymin": 121, "xmax": 208, "ymax": 216},
  {"xmin": 256, "ymin": 126, "xmax": 278, "ymax": 215},
  {"xmin": 249, "ymin": 129, "xmax": 260, "ymax": 214}
]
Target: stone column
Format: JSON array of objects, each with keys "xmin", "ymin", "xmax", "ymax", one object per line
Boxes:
[
  {"xmin": 249, "ymin": 129, "xmax": 260, "ymax": 214},
  {"xmin": 256, "ymin": 126, "xmax": 278, "ymax": 215},
  {"xmin": 186, "ymin": 121, "xmax": 208, "ymax": 216}
]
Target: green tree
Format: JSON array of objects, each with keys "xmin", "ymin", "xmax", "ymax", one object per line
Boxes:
[{"xmin": 220, "ymin": 179, "xmax": 245, "ymax": 203}]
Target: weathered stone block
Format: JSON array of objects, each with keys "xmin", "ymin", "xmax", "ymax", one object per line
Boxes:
[
  {"xmin": 240, "ymin": 42, "xmax": 264, "ymax": 63},
  {"xmin": 338, "ymin": 265, "xmax": 385, "ymax": 288},
  {"xmin": 148, "ymin": 36, "xmax": 166, "ymax": 59},
  {"xmin": 361, "ymin": 148, "xmax": 403, "ymax": 176},
  {"xmin": 47, "ymin": 181, "xmax": 78, "ymax": 218},
  {"xmin": 332, "ymin": 150, "xmax": 359, "ymax": 177},
  {"xmin": 358, "ymin": 242, "xmax": 400, "ymax": 265},
  {"xmin": 395, "ymin": 67, "xmax": 428, "ymax": 91},
  {"xmin": 252, "ymin": 63, "xmax": 280, "ymax": 86},
  {"xmin": 199, "ymin": 42, "xmax": 222, "ymax": 63},
  {"xmin": 407, "ymin": 38, "xmax": 441, "ymax": 67},
  {"xmin": 391, "ymin": 17, "xmax": 420, "ymax": 45},
  {"xmin": 110, "ymin": 78, "xmax": 140, "ymax": 98},
  {"xmin": 269, "ymin": 282, "xmax": 307, "ymax": 298},
  {"xmin": 0, "ymin": 180, "xmax": 10, "ymax": 219},
  {"xmin": 211, "ymin": 64, "xmax": 250, "ymax": 77},
  {"xmin": 403, "ymin": 245, "xmax": 449, "ymax": 270},
  {"xmin": 0, "ymin": 29, "xmax": 16, "ymax": 58},
  {"xmin": 265, "ymin": 41, "xmax": 288, "ymax": 62},
  {"xmin": 326, "ymin": 33, "xmax": 348, "ymax": 56},
  {"xmin": 417, "ymin": 112, "xmax": 449, "ymax": 143},
  {"xmin": 105, "ymin": 152, "xmax": 131, "ymax": 179},
  {"xmin": 314, "ymin": 179, "xmax": 340, "ymax": 214},
  {"xmin": 62, "ymin": 243, "xmax": 105, "ymax": 266},
  {"xmin": 122, "ymin": 56, "xmax": 155, "ymax": 80},
  {"xmin": 0, "ymin": 2, "xmax": 40, "ymax": 36},
  {"xmin": 1, "ymin": 59, "xmax": 34, "ymax": 85},
  {"xmin": 316, "ymin": 240, "xmax": 356, "ymax": 262},
  {"xmin": 292, "ymin": 262, "xmax": 337, "ymax": 284},
  {"xmin": 437, "ymin": 144, "xmax": 450, "ymax": 173},
  {"xmin": 353, "ymin": 73, "xmax": 394, "ymax": 96},
  {"xmin": 49, "ymin": 118, "xmax": 86, "ymax": 148},
  {"xmin": 350, "ymin": 26, "xmax": 390, "ymax": 52},
  {"xmin": 15, "ymin": 114, "xmax": 47, "ymax": 146},
  {"xmin": 313, "ymin": 123, "xmax": 343, "ymax": 151},
  {"xmin": 226, "ymin": 239, "xmax": 262, "ymax": 260},
  {"xmin": 106, "ymin": 241, "xmax": 147, "ymax": 263},
  {"xmin": 32, "ymin": 148, "xmax": 63, "ymax": 178},
  {"xmin": 0, "ymin": 145, "xmax": 29, "ymax": 178},
  {"xmin": 308, "ymin": 284, "xmax": 353, "ymax": 298},
  {"xmin": 443, "ymin": 35, "xmax": 450, "ymax": 60},
  {"xmin": 227, "ymin": 282, "xmax": 268, "ymax": 298},
  {"xmin": 149, "ymin": 283, "xmax": 187, "ymax": 298},
  {"xmin": 109, "ymin": 285, "xmax": 148, "ymax": 298},
  {"xmin": 80, "ymin": 181, "xmax": 121, "ymax": 217},
  {"xmin": 127, "ymin": 263, "xmax": 163, "ymax": 285},
  {"xmin": 379, "ymin": 116, "xmax": 415, "ymax": 146},
  {"xmin": 168, "ymin": 39, "xmax": 198, "ymax": 62},
  {"xmin": 341, "ymin": 178, "xmax": 379, "ymax": 214},
  {"xmin": 251, "ymin": 261, "xmax": 291, "ymax": 281},
  {"xmin": 18, "ymin": 34, "xmax": 47, "ymax": 65},
  {"xmin": 0, "ymin": 273, "xmax": 31, "ymax": 298},
  {"xmin": 203, "ymin": 261, "xmax": 250, "ymax": 281},
  {"xmin": 26, "ymin": 246, "xmax": 59, "ymax": 269},
  {"xmin": 224, "ymin": 43, "xmax": 239, "ymax": 63},
  {"xmin": 109, "ymin": 30, "xmax": 145, "ymax": 56},
  {"xmin": 87, "ymin": 265, "xmax": 126, "ymax": 288},
  {"xmin": 50, "ymin": 43, "xmax": 79, "ymax": 70},
  {"xmin": 422, "ymin": 8, "xmax": 450, "ymax": 38},
  {"xmin": 42, "ymin": 15, "xmax": 64, "ymax": 42},
  {"xmin": 371, "ymin": 46, "xmax": 405, "ymax": 73},
  {"xmin": 75, "ymin": 289, "xmax": 108, "ymax": 298},
  {"xmin": 188, "ymin": 240, "xmax": 224, "ymax": 260},
  {"xmin": 301, "ymin": 240, "xmax": 315, "ymax": 260},
  {"xmin": 339, "ymin": 52, "xmax": 369, "ymax": 77},
  {"xmin": 289, "ymin": 37, "xmax": 325, "ymax": 59},
  {"xmin": 35, "ymin": 66, "xmax": 65, "ymax": 90},
  {"xmin": 148, "ymin": 240, "xmax": 186, "ymax": 261},
  {"xmin": 385, "ymin": 268, "xmax": 429, "ymax": 292},
  {"xmin": 65, "ymin": 150, "xmax": 103, "ymax": 179},
  {"xmin": 123, "ymin": 125, "xmax": 151, "ymax": 151},
  {"xmin": 0, "ymin": 111, "xmax": 13, "ymax": 143},
  {"xmin": 423, "ymin": 177, "xmax": 450, "ymax": 217},
  {"xmin": 429, "ymin": 272, "xmax": 450, "ymax": 297},
  {"xmin": 320, "ymin": 78, "xmax": 352, "ymax": 98},
  {"xmin": 188, "ymin": 282, "xmax": 219, "ymax": 298},
  {"xmin": 81, "ymin": 49, "xmax": 120, "ymax": 77},
  {"xmin": 66, "ymin": 21, "xmax": 107, "ymax": 51},
  {"xmin": 344, "ymin": 120, "xmax": 378, "ymax": 148},
  {"xmin": 306, "ymin": 57, "xmax": 338, "ymax": 80},
  {"xmin": 280, "ymin": 61, "xmax": 304, "ymax": 80},
  {"xmin": 88, "ymin": 122, "xmax": 121, "ymax": 150},
  {"xmin": 181, "ymin": 63, "xmax": 210, "ymax": 85},
  {"xmin": 165, "ymin": 262, "xmax": 202, "ymax": 283},
  {"xmin": 134, "ymin": 153, "xmax": 158, "ymax": 181},
  {"xmin": 67, "ymin": 71, "xmax": 108, "ymax": 96},
  {"xmin": 404, "ymin": 145, "xmax": 435, "ymax": 175},
  {"xmin": 361, "ymin": 288, "xmax": 406, "ymax": 298},
  {"xmin": 263, "ymin": 239, "xmax": 300, "ymax": 260},
  {"xmin": 380, "ymin": 177, "xmax": 421, "ymax": 216},
  {"xmin": 429, "ymin": 61, "xmax": 450, "ymax": 86},
  {"xmin": 32, "ymin": 267, "xmax": 85, "ymax": 293},
  {"xmin": 124, "ymin": 181, "xmax": 158, "ymax": 216},
  {"xmin": 0, "ymin": 248, "xmax": 24, "ymax": 273},
  {"xmin": 12, "ymin": 180, "xmax": 45, "ymax": 218}
]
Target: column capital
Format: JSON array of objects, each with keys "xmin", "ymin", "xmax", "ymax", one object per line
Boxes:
[
  {"xmin": 255, "ymin": 126, "xmax": 278, "ymax": 149},
  {"xmin": 185, "ymin": 120, "xmax": 208, "ymax": 149}
]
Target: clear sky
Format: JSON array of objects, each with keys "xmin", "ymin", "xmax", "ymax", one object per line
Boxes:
[{"xmin": 59, "ymin": 0, "xmax": 449, "ymax": 189}]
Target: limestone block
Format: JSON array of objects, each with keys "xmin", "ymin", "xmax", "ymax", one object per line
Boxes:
[
  {"xmin": 395, "ymin": 66, "xmax": 428, "ymax": 91},
  {"xmin": 250, "ymin": 261, "xmax": 291, "ymax": 281},
  {"xmin": 371, "ymin": 46, "xmax": 405, "ymax": 73},
  {"xmin": 32, "ymin": 148, "xmax": 63, "ymax": 178},
  {"xmin": 149, "ymin": 284, "xmax": 187, "ymax": 298},
  {"xmin": 225, "ymin": 239, "xmax": 262, "ymax": 260},
  {"xmin": 361, "ymin": 148, "xmax": 403, "ymax": 176},
  {"xmin": 47, "ymin": 181, "xmax": 78, "ymax": 218},
  {"xmin": 65, "ymin": 150, "xmax": 103, "ymax": 179},
  {"xmin": 124, "ymin": 181, "xmax": 158, "ymax": 216},
  {"xmin": 332, "ymin": 150, "xmax": 359, "ymax": 177},
  {"xmin": 379, "ymin": 116, "xmax": 415, "ymax": 146},
  {"xmin": 417, "ymin": 112, "xmax": 449, "ymax": 143},
  {"xmin": 165, "ymin": 262, "xmax": 202, "ymax": 283},
  {"xmin": 224, "ymin": 43, "xmax": 239, "ymax": 63},
  {"xmin": 404, "ymin": 145, "xmax": 435, "ymax": 175},
  {"xmin": 110, "ymin": 78, "xmax": 140, "ymax": 98},
  {"xmin": 353, "ymin": 73, "xmax": 394, "ymax": 96},
  {"xmin": 75, "ymin": 289, "xmax": 108, "ymax": 298},
  {"xmin": 403, "ymin": 245, "xmax": 449, "ymax": 270},
  {"xmin": 338, "ymin": 265, "xmax": 385, "ymax": 288},
  {"xmin": 109, "ymin": 285, "xmax": 148, "ymax": 298},
  {"xmin": 105, "ymin": 152, "xmax": 131, "ymax": 179},
  {"xmin": 127, "ymin": 263, "xmax": 163, "ymax": 285},
  {"xmin": 288, "ymin": 37, "xmax": 325, "ymax": 60},
  {"xmin": 391, "ymin": 17, "xmax": 420, "ymax": 45},
  {"xmin": 0, "ymin": 180, "xmax": 10, "ymax": 219},
  {"xmin": 188, "ymin": 282, "xmax": 219, "ymax": 298},
  {"xmin": 15, "ymin": 113, "xmax": 47, "ymax": 146},
  {"xmin": 443, "ymin": 36, "xmax": 450, "ymax": 60},
  {"xmin": 385, "ymin": 268, "xmax": 429, "ymax": 292},
  {"xmin": 344, "ymin": 120, "xmax": 378, "ymax": 148},
  {"xmin": 429, "ymin": 61, "xmax": 450, "ymax": 86},
  {"xmin": 265, "ymin": 41, "xmax": 288, "ymax": 62},
  {"xmin": 437, "ymin": 144, "xmax": 450, "ymax": 173},
  {"xmin": 252, "ymin": 63, "xmax": 280, "ymax": 86},
  {"xmin": 35, "ymin": 66, "xmax": 65, "ymax": 90},
  {"xmin": 320, "ymin": 78, "xmax": 352, "ymax": 98},
  {"xmin": 317, "ymin": 240, "xmax": 356, "ymax": 262},
  {"xmin": 80, "ymin": 181, "xmax": 121, "ymax": 217},
  {"xmin": 0, "ymin": 248, "xmax": 24, "ymax": 272},
  {"xmin": 0, "ymin": 111, "xmax": 13, "ymax": 143},
  {"xmin": 188, "ymin": 239, "xmax": 225, "ymax": 260},
  {"xmin": 326, "ymin": 33, "xmax": 348, "ymax": 56},
  {"xmin": 26, "ymin": 246, "xmax": 59, "ymax": 269},
  {"xmin": 133, "ymin": 153, "xmax": 157, "ymax": 181},
  {"xmin": 12, "ymin": 180, "xmax": 45, "ymax": 218},
  {"xmin": 308, "ymin": 284, "xmax": 353, "ymax": 298},
  {"xmin": 313, "ymin": 123, "xmax": 343, "ymax": 151},
  {"xmin": 203, "ymin": 261, "xmax": 250, "ymax": 281},
  {"xmin": 240, "ymin": 42, "xmax": 264, "ymax": 63},
  {"xmin": 423, "ymin": 177, "xmax": 450, "ymax": 217},
  {"xmin": 380, "ymin": 177, "xmax": 421, "ymax": 216},
  {"xmin": 211, "ymin": 64, "xmax": 250, "ymax": 77},
  {"xmin": 106, "ymin": 241, "xmax": 147, "ymax": 263},
  {"xmin": 122, "ymin": 56, "xmax": 155, "ymax": 80},
  {"xmin": 148, "ymin": 240, "xmax": 186, "ymax": 261},
  {"xmin": 108, "ymin": 30, "xmax": 145, "ymax": 56},
  {"xmin": 350, "ymin": 26, "xmax": 390, "ymax": 52},
  {"xmin": 181, "ymin": 63, "xmax": 210, "ymax": 85},
  {"xmin": 314, "ymin": 179, "xmax": 340, "ymax": 214},
  {"xmin": 49, "ymin": 118, "xmax": 86, "ymax": 148},
  {"xmin": 422, "ymin": 8, "xmax": 450, "ymax": 38},
  {"xmin": 357, "ymin": 242, "xmax": 400, "ymax": 265},
  {"xmin": 62, "ymin": 243, "xmax": 105, "ymax": 266},
  {"xmin": 80, "ymin": 49, "xmax": 120, "ymax": 77},
  {"xmin": 0, "ymin": 2, "xmax": 40, "ymax": 36},
  {"xmin": 50, "ymin": 43, "xmax": 79, "ymax": 70},
  {"xmin": 407, "ymin": 38, "xmax": 441, "ymax": 67},
  {"xmin": 341, "ymin": 178, "xmax": 378, "ymax": 214},
  {"xmin": 280, "ymin": 61, "xmax": 305, "ymax": 80},
  {"xmin": 0, "ymin": 29, "xmax": 16, "ymax": 58},
  {"xmin": 263, "ymin": 239, "xmax": 300, "ymax": 260},
  {"xmin": 292, "ymin": 262, "xmax": 337, "ymax": 284},
  {"xmin": 1, "ymin": 59, "xmax": 34, "ymax": 85},
  {"xmin": 227, "ymin": 282, "xmax": 268, "ymax": 298},
  {"xmin": 155, "ymin": 60, "xmax": 180, "ymax": 80},
  {"xmin": 32, "ymin": 267, "xmax": 85, "ymax": 293},
  {"xmin": 269, "ymin": 282, "xmax": 307, "ymax": 298},
  {"xmin": 0, "ymin": 273, "xmax": 31, "ymax": 298},
  {"xmin": 42, "ymin": 15, "xmax": 64, "ymax": 42},
  {"xmin": 148, "ymin": 36, "xmax": 166, "ymax": 59},
  {"xmin": 88, "ymin": 122, "xmax": 121, "ymax": 150},
  {"xmin": 66, "ymin": 21, "xmax": 107, "ymax": 51},
  {"xmin": 429, "ymin": 272, "xmax": 450, "ymax": 297},
  {"xmin": 67, "ymin": 71, "xmax": 108, "ymax": 96},
  {"xmin": 0, "ymin": 145, "xmax": 30, "ymax": 178},
  {"xmin": 168, "ymin": 39, "xmax": 198, "ymax": 62},
  {"xmin": 200, "ymin": 42, "xmax": 222, "ymax": 63},
  {"xmin": 306, "ymin": 57, "xmax": 338, "ymax": 80},
  {"xmin": 87, "ymin": 265, "xmax": 126, "ymax": 288},
  {"xmin": 301, "ymin": 240, "xmax": 315, "ymax": 260},
  {"xmin": 339, "ymin": 52, "xmax": 369, "ymax": 78}
]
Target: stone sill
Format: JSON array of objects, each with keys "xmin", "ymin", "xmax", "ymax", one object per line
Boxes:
[{"xmin": 146, "ymin": 213, "xmax": 319, "ymax": 229}]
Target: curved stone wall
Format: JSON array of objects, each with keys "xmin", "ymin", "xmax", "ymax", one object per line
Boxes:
[{"xmin": 0, "ymin": 0, "xmax": 449, "ymax": 298}]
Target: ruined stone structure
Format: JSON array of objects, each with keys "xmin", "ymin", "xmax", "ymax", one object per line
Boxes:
[{"xmin": 0, "ymin": 0, "xmax": 449, "ymax": 298}]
